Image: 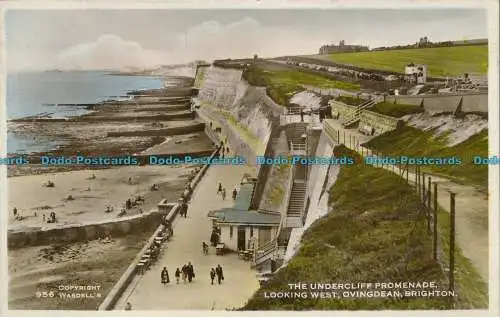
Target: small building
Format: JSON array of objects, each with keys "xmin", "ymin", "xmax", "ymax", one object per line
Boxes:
[
  {"xmin": 207, "ymin": 181, "xmax": 281, "ymax": 252},
  {"xmin": 405, "ymin": 63, "xmax": 427, "ymax": 84}
]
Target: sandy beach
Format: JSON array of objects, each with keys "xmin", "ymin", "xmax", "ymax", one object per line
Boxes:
[{"xmin": 8, "ymin": 165, "xmax": 198, "ymax": 231}]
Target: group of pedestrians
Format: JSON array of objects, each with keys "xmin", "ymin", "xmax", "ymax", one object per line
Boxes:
[
  {"xmin": 210, "ymin": 264, "xmax": 225, "ymax": 285},
  {"xmin": 161, "ymin": 262, "xmax": 196, "ymax": 285},
  {"xmin": 216, "ymin": 182, "xmax": 238, "ymax": 201},
  {"xmin": 159, "ymin": 263, "xmax": 224, "ymax": 286}
]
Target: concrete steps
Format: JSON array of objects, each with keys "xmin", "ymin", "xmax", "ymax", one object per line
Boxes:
[{"xmin": 286, "ymin": 181, "xmax": 306, "ymax": 227}]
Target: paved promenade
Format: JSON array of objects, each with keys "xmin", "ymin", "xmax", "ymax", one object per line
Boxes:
[{"xmin": 115, "ymin": 164, "xmax": 260, "ymax": 310}]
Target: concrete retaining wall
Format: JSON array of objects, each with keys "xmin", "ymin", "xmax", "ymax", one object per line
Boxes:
[
  {"xmin": 330, "ymin": 101, "xmax": 356, "ymax": 120},
  {"xmin": 359, "ymin": 111, "xmax": 402, "ymax": 134},
  {"xmin": 385, "ymin": 93, "xmax": 488, "ymax": 114}
]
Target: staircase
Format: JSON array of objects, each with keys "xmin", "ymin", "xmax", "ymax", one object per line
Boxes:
[
  {"xmin": 253, "ymin": 168, "xmax": 293, "ymax": 268},
  {"xmin": 285, "ymin": 180, "xmax": 306, "ymax": 228},
  {"xmin": 341, "ymin": 98, "xmax": 377, "ymax": 128},
  {"xmin": 289, "ymin": 123, "xmax": 307, "ymax": 155}
]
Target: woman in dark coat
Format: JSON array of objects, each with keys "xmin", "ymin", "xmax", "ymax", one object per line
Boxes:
[
  {"xmin": 187, "ymin": 262, "xmax": 195, "ymax": 283},
  {"xmin": 161, "ymin": 267, "xmax": 170, "ymax": 284}
]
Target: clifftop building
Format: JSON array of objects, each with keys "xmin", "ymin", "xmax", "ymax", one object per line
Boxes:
[{"xmin": 318, "ymin": 40, "xmax": 369, "ymax": 54}]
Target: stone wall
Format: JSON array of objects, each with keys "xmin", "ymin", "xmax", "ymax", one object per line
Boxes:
[
  {"xmin": 330, "ymin": 100, "xmax": 357, "ymax": 120},
  {"xmin": 359, "ymin": 111, "xmax": 402, "ymax": 134},
  {"xmin": 385, "ymin": 93, "xmax": 488, "ymax": 114}
]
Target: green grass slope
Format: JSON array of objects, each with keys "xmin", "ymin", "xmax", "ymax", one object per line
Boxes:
[
  {"xmin": 363, "ymin": 126, "xmax": 488, "ymax": 189},
  {"xmin": 242, "ymin": 146, "xmax": 487, "ymax": 310},
  {"xmin": 243, "ymin": 65, "xmax": 360, "ymax": 107},
  {"xmin": 314, "ymin": 46, "xmax": 488, "ymax": 77}
]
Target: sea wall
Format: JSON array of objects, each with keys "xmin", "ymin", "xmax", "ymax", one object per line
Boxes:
[{"xmin": 385, "ymin": 93, "xmax": 488, "ymax": 114}]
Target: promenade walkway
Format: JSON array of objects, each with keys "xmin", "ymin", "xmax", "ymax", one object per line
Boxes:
[{"xmin": 115, "ymin": 164, "xmax": 260, "ymax": 310}]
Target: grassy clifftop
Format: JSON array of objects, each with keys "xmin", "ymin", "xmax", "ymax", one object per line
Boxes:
[
  {"xmin": 243, "ymin": 145, "xmax": 486, "ymax": 310},
  {"xmin": 364, "ymin": 126, "xmax": 488, "ymax": 189},
  {"xmin": 311, "ymin": 45, "xmax": 487, "ymax": 77},
  {"xmin": 243, "ymin": 65, "xmax": 359, "ymax": 107}
]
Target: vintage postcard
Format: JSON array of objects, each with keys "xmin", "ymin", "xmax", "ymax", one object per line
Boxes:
[{"xmin": 0, "ymin": 1, "xmax": 498, "ymax": 316}]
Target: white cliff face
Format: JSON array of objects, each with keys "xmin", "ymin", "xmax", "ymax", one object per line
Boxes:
[
  {"xmin": 197, "ymin": 66, "xmax": 277, "ymax": 155},
  {"xmin": 198, "ymin": 66, "xmax": 244, "ymax": 107},
  {"xmin": 281, "ymin": 133, "xmax": 339, "ymax": 266},
  {"xmin": 403, "ymin": 113, "xmax": 488, "ymax": 146}
]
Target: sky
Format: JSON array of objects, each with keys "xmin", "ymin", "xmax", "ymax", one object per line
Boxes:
[{"xmin": 5, "ymin": 9, "xmax": 488, "ymax": 72}]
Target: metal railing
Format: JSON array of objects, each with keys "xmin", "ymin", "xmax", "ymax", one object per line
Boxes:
[{"xmin": 341, "ymin": 99, "xmax": 377, "ymax": 126}]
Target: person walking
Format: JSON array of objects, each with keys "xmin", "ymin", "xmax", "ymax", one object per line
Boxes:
[
  {"xmin": 215, "ymin": 264, "xmax": 224, "ymax": 284},
  {"xmin": 181, "ymin": 265, "xmax": 188, "ymax": 284},
  {"xmin": 202, "ymin": 241, "xmax": 209, "ymax": 255},
  {"xmin": 161, "ymin": 267, "xmax": 170, "ymax": 285},
  {"xmin": 187, "ymin": 262, "xmax": 195, "ymax": 283},
  {"xmin": 210, "ymin": 268, "xmax": 216, "ymax": 285},
  {"xmin": 221, "ymin": 188, "xmax": 226, "ymax": 200},
  {"xmin": 217, "ymin": 182, "xmax": 223, "ymax": 194},
  {"xmin": 183, "ymin": 202, "xmax": 188, "ymax": 218},
  {"xmin": 232, "ymin": 188, "xmax": 238, "ymax": 201},
  {"xmin": 175, "ymin": 268, "xmax": 181, "ymax": 284}
]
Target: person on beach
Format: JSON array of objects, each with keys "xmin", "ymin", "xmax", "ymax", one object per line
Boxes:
[
  {"xmin": 125, "ymin": 302, "xmax": 132, "ymax": 310},
  {"xmin": 300, "ymin": 109, "xmax": 304, "ymax": 122},
  {"xmin": 175, "ymin": 268, "xmax": 181, "ymax": 284},
  {"xmin": 221, "ymin": 188, "xmax": 226, "ymax": 200},
  {"xmin": 13, "ymin": 207, "xmax": 17, "ymax": 217},
  {"xmin": 161, "ymin": 267, "xmax": 170, "ymax": 285},
  {"xmin": 42, "ymin": 214, "xmax": 46, "ymax": 222},
  {"xmin": 215, "ymin": 264, "xmax": 224, "ymax": 284},
  {"xmin": 202, "ymin": 241, "xmax": 209, "ymax": 255},
  {"xmin": 210, "ymin": 268, "xmax": 216, "ymax": 285},
  {"xmin": 217, "ymin": 182, "xmax": 223, "ymax": 194},
  {"xmin": 232, "ymin": 188, "xmax": 238, "ymax": 201}
]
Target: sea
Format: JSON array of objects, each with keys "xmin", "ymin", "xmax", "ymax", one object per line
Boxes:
[{"xmin": 6, "ymin": 71, "xmax": 164, "ymax": 154}]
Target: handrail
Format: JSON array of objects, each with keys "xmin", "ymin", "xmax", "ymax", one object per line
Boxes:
[{"xmin": 290, "ymin": 142, "xmax": 307, "ymax": 151}]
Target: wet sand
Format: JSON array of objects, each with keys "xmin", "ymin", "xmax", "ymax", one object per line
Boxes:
[{"xmin": 8, "ymin": 232, "xmax": 154, "ymax": 310}]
